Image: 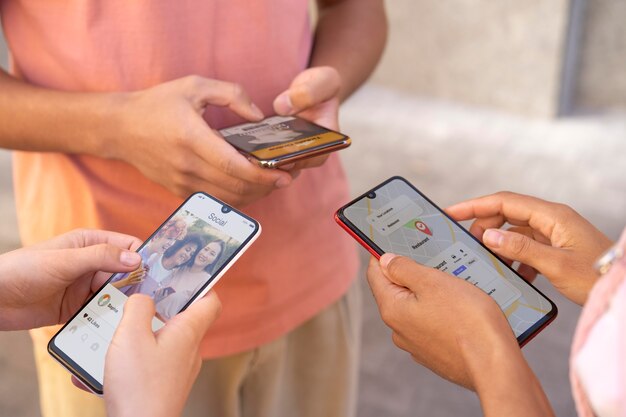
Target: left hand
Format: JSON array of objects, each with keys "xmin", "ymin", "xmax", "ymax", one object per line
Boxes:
[
  {"xmin": 367, "ymin": 254, "xmax": 520, "ymax": 389},
  {"xmin": 273, "ymin": 66, "xmax": 341, "ymax": 171},
  {"xmin": 0, "ymin": 229, "xmax": 142, "ymax": 330},
  {"xmin": 446, "ymin": 192, "xmax": 612, "ymax": 305}
]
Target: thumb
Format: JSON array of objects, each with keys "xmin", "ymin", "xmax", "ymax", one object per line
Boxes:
[
  {"xmin": 114, "ymin": 294, "xmax": 157, "ymax": 342},
  {"xmin": 49, "ymin": 244, "xmax": 141, "ymax": 283},
  {"xmin": 160, "ymin": 291, "xmax": 222, "ymax": 345},
  {"xmin": 273, "ymin": 66, "xmax": 341, "ymax": 115},
  {"xmin": 380, "ymin": 253, "xmax": 442, "ymax": 293},
  {"xmin": 482, "ymin": 229, "xmax": 565, "ymax": 278}
]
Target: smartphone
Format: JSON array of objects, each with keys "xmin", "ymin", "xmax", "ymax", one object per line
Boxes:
[
  {"xmin": 219, "ymin": 115, "xmax": 351, "ymax": 168},
  {"xmin": 335, "ymin": 176, "xmax": 557, "ymax": 346},
  {"xmin": 48, "ymin": 192, "xmax": 261, "ymax": 394}
]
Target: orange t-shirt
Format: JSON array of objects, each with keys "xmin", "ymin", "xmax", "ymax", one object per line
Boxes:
[{"xmin": 1, "ymin": 0, "xmax": 358, "ymax": 357}]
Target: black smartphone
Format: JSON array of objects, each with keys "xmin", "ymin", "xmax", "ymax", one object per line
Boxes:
[
  {"xmin": 335, "ymin": 176, "xmax": 557, "ymax": 346},
  {"xmin": 48, "ymin": 192, "xmax": 261, "ymax": 394},
  {"xmin": 219, "ymin": 115, "xmax": 351, "ymax": 168}
]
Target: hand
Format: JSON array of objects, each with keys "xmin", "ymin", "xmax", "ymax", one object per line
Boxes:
[
  {"xmin": 110, "ymin": 76, "xmax": 294, "ymax": 206},
  {"xmin": 367, "ymin": 254, "xmax": 519, "ymax": 389},
  {"xmin": 104, "ymin": 293, "xmax": 221, "ymax": 417},
  {"xmin": 127, "ymin": 266, "xmax": 148, "ymax": 284},
  {"xmin": 0, "ymin": 229, "xmax": 142, "ymax": 331},
  {"xmin": 447, "ymin": 192, "xmax": 613, "ymax": 305},
  {"xmin": 111, "ymin": 265, "xmax": 147, "ymax": 289},
  {"xmin": 273, "ymin": 66, "xmax": 341, "ymax": 171}
]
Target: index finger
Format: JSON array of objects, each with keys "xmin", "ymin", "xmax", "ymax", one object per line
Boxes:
[
  {"xmin": 81, "ymin": 230, "xmax": 143, "ymax": 252},
  {"xmin": 191, "ymin": 78, "xmax": 264, "ymax": 122},
  {"xmin": 29, "ymin": 229, "xmax": 143, "ymax": 252},
  {"xmin": 445, "ymin": 192, "xmax": 562, "ymax": 239},
  {"xmin": 194, "ymin": 126, "xmax": 292, "ymax": 187}
]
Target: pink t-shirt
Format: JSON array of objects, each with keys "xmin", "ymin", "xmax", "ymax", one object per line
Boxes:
[{"xmin": 1, "ymin": 0, "xmax": 359, "ymax": 357}]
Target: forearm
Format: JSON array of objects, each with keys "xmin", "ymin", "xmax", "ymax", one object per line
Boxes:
[
  {"xmin": 0, "ymin": 249, "xmax": 30, "ymax": 331},
  {"xmin": 0, "ymin": 251, "xmax": 15, "ymax": 330},
  {"xmin": 0, "ymin": 69, "xmax": 126, "ymax": 157},
  {"xmin": 469, "ymin": 340, "xmax": 555, "ymax": 417},
  {"xmin": 111, "ymin": 279, "xmax": 128, "ymax": 289},
  {"xmin": 312, "ymin": 0, "xmax": 387, "ymax": 101}
]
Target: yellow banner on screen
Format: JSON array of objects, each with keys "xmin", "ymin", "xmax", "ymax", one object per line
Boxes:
[{"xmin": 250, "ymin": 132, "xmax": 346, "ymax": 159}]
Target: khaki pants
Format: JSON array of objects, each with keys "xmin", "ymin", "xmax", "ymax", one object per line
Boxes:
[{"xmin": 33, "ymin": 281, "xmax": 362, "ymax": 417}]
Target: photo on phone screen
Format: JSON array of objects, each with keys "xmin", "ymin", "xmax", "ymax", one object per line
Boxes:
[
  {"xmin": 48, "ymin": 192, "xmax": 260, "ymax": 394},
  {"xmin": 220, "ymin": 115, "xmax": 350, "ymax": 167},
  {"xmin": 336, "ymin": 176, "xmax": 557, "ymax": 345}
]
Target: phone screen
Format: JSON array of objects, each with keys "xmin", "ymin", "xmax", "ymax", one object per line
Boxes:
[
  {"xmin": 49, "ymin": 193, "xmax": 260, "ymax": 393},
  {"xmin": 220, "ymin": 116, "xmax": 348, "ymax": 163},
  {"xmin": 337, "ymin": 177, "xmax": 557, "ymax": 344}
]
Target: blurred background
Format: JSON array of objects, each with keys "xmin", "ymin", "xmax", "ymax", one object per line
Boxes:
[{"xmin": 1, "ymin": 1, "xmax": 625, "ymax": 416}]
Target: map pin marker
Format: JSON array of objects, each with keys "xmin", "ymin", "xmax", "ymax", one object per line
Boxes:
[{"xmin": 414, "ymin": 220, "xmax": 432, "ymax": 236}]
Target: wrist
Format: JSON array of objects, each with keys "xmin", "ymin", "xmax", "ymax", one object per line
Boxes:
[
  {"xmin": 464, "ymin": 334, "xmax": 523, "ymax": 391},
  {"xmin": 461, "ymin": 331, "xmax": 554, "ymax": 417},
  {"xmin": 89, "ymin": 92, "xmax": 133, "ymax": 160},
  {"xmin": 468, "ymin": 338, "xmax": 528, "ymax": 390}
]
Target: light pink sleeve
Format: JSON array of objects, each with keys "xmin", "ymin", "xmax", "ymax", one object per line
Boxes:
[{"xmin": 570, "ymin": 228, "xmax": 626, "ymax": 417}]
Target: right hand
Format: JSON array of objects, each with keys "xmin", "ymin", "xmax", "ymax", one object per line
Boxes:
[
  {"xmin": 447, "ymin": 192, "xmax": 613, "ymax": 305},
  {"xmin": 104, "ymin": 293, "xmax": 221, "ymax": 417},
  {"xmin": 272, "ymin": 66, "xmax": 342, "ymax": 171},
  {"xmin": 110, "ymin": 76, "xmax": 294, "ymax": 206}
]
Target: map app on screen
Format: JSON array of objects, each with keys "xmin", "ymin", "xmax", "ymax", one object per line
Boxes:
[{"xmin": 341, "ymin": 177, "xmax": 556, "ymax": 340}]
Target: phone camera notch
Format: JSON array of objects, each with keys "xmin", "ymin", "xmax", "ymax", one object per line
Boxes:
[
  {"xmin": 367, "ymin": 192, "xmax": 377, "ymax": 199},
  {"xmin": 221, "ymin": 206, "xmax": 231, "ymax": 214}
]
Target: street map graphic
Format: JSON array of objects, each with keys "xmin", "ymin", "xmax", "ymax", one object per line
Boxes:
[{"xmin": 344, "ymin": 179, "xmax": 554, "ymax": 337}]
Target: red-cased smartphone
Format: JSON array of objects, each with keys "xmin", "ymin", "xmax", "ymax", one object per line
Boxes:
[{"xmin": 335, "ymin": 176, "xmax": 557, "ymax": 346}]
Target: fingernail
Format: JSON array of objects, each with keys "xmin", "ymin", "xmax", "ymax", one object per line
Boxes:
[
  {"xmin": 380, "ymin": 253, "xmax": 398, "ymax": 270},
  {"xmin": 275, "ymin": 176, "xmax": 291, "ymax": 188},
  {"xmin": 483, "ymin": 229, "xmax": 504, "ymax": 248},
  {"xmin": 250, "ymin": 102, "xmax": 264, "ymax": 120},
  {"xmin": 274, "ymin": 93, "xmax": 294, "ymax": 115},
  {"xmin": 121, "ymin": 251, "xmax": 141, "ymax": 266}
]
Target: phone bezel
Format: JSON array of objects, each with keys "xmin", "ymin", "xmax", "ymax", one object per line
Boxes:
[
  {"xmin": 335, "ymin": 175, "xmax": 558, "ymax": 347},
  {"xmin": 255, "ymin": 138, "xmax": 351, "ymax": 168},
  {"xmin": 47, "ymin": 192, "xmax": 261, "ymax": 394}
]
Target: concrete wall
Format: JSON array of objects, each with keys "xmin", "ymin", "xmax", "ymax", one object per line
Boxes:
[
  {"xmin": 369, "ymin": 0, "xmax": 625, "ymax": 117},
  {"xmin": 370, "ymin": 0, "xmax": 570, "ymax": 117},
  {"xmin": 575, "ymin": 0, "xmax": 626, "ymax": 111},
  {"xmin": 0, "ymin": 2, "xmax": 624, "ymax": 115}
]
